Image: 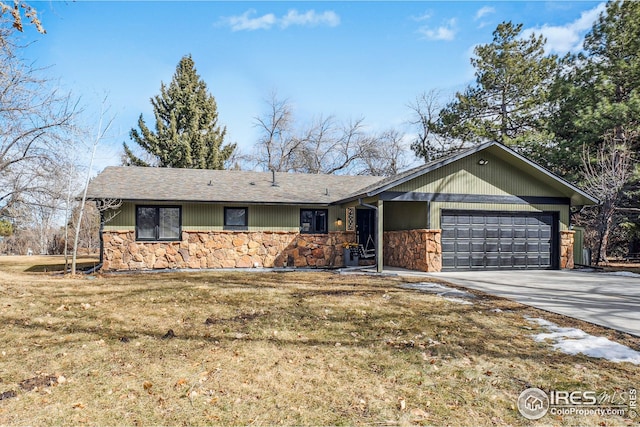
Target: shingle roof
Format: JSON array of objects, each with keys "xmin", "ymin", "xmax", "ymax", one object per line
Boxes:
[
  {"xmin": 86, "ymin": 166, "xmax": 383, "ymax": 205},
  {"xmin": 86, "ymin": 142, "xmax": 598, "ymax": 207}
]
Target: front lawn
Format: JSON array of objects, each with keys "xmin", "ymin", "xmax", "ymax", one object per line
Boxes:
[{"xmin": 0, "ymin": 262, "xmax": 638, "ymax": 425}]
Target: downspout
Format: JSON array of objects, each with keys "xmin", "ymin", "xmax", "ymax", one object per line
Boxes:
[
  {"xmin": 358, "ymin": 198, "xmax": 381, "ymax": 273},
  {"xmin": 99, "ymin": 208, "xmax": 104, "ymax": 265}
]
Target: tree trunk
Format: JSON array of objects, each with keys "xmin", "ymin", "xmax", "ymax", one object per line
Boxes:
[{"xmin": 596, "ymin": 202, "xmax": 615, "ymax": 264}]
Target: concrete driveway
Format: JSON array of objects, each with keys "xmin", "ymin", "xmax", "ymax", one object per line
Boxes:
[{"xmin": 423, "ymin": 269, "xmax": 640, "ymax": 337}]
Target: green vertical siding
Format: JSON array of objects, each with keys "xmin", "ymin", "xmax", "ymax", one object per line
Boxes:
[
  {"xmin": 104, "ymin": 203, "xmax": 134, "ymax": 230},
  {"xmin": 375, "ymin": 200, "xmax": 569, "ymax": 232},
  {"xmin": 573, "ymin": 226, "xmax": 586, "ymax": 265},
  {"xmin": 102, "ymin": 201, "xmax": 344, "ymax": 232},
  {"xmin": 389, "ymin": 152, "xmax": 568, "ymax": 197},
  {"xmin": 183, "ymin": 203, "xmax": 222, "ymax": 229},
  {"xmin": 384, "ymin": 202, "xmax": 428, "ymax": 230}
]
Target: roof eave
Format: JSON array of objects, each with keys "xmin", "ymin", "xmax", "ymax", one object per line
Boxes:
[{"xmin": 86, "ymin": 197, "xmax": 335, "ymax": 207}]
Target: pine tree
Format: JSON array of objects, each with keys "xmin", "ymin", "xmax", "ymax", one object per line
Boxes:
[
  {"xmin": 551, "ymin": 0, "xmax": 640, "ymax": 262},
  {"xmin": 123, "ymin": 55, "xmax": 236, "ymax": 169},
  {"xmin": 433, "ymin": 22, "xmax": 557, "ymax": 147}
]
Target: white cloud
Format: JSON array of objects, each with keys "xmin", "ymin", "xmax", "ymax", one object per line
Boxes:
[
  {"xmin": 226, "ymin": 9, "xmax": 277, "ymax": 31},
  {"xmin": 522, "ymin": 2, "xmax": 606, "ymax": 54},
  {"xmin": 474, "ymin": 6, "xmax": 495, "ymax": 20},
  {"xmin": 412, "ymin": 11, "xmax": 432, "ymax": 22},
  {"xmin": 281, "ymin": 10, "xmax": 340, "ymax": 28},
  {"xmin": 419, "ymin": 18, "xmax": 457, "ymax": 41},
  {"xmin": 222, "ymin": 9, "xmax": 340, "ymax": 31}
]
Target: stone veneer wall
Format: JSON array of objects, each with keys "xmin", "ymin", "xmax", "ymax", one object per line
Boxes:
[
  {"xmin": 560, "ymin": 230, "xmax": 575, "ymax": 269},
  {"xmin": 102, "ymin": 230, "xmax": 356, "ymax": 271},
  {"xmin": 383, "ymin": 229, "xmax": 442, "ymax": 272}
]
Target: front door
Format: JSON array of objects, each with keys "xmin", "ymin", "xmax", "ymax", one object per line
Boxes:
[{"xmin": 356, "ymin": 209, "xmax": 376, "ymax": 252}]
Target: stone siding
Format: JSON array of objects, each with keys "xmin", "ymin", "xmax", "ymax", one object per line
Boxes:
[
  {"xmin": 560, "ymin": 230, "xmax": 575, "ymax": 269},
  {"xmin": 383, "ymin": 229, "xmax": 442, "ymax": 272},
  {"xmin": 102, "ymin": 230, "xmax": 356, "ymax": 271}
]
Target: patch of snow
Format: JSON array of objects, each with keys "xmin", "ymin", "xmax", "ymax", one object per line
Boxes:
[
  {"xmin": 526, "ymin": 317, "xmax": 640, "ymax": 364},
  {"xmin": 442, "ymin": 297, "xmax": 473, "ymax": 305},
  {"xmin": 603, "ymin": 271, "xmax": 640, "ymax": 278},
  {"xmin": 527, "ymin": 317, "xmax": 557, "ymax": 329},
  {"xmin": 401, "ymin": 282, "xmax": 475, "ymax": 304}
]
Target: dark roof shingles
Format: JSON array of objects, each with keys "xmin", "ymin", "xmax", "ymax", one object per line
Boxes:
[{"xmin": 86, "ymin": 166, "xmax": 383, "ymax": 205}]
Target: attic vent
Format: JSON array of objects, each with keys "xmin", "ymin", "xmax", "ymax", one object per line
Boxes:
[
  {"xmin": 271, "ymin": 170, "xmax": 279, "ymax": 187},
  {"xmin": 249, "ymin": 182, "xmax": 256, "ymax": 186},
  {"xmin": 325, "ymin": 188, "xmax": 330, "ymax": 196},
  {"xmin": 208, "ymin": 180, "xmax": 213, "ymax": 186}
]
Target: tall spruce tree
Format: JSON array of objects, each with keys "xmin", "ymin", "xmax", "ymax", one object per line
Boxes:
[
  {"xmin": 123, "ymin": 55, "xmax": 235, "ymax": 169},
  {"xmin": 431, "ymin": 22, "xmax": 557, "ymax": 148}
]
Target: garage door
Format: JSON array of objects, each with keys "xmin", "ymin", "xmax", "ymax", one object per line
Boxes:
[{"xmin": 441, "ymin": 211, "xmax": 556, "ymax": 270}]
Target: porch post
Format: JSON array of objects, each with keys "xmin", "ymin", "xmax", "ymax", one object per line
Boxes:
[{"xmin": 377, "ymin": 199, "xmax": 384, "ymax": 273}]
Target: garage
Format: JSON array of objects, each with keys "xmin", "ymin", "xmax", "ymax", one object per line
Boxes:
[
  {"xmin": 441, "ymin": 210, "xmax": 558, "ymax": 270},
  {"xmin": 336, "ymin": 141, "xmax": 597, "ymax": 272}
]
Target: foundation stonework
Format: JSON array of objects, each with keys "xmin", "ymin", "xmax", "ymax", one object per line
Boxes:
[
  {"xmin": 383, "ymin": 229, "xmax": 442, "ymax": 272},
  {"xmin": 102, "ymin": 230, "xmax": 356, "ymax": 271},
  {"xmin": 560, "ymin": 230, "xmax": 575, "ymax": 269}
]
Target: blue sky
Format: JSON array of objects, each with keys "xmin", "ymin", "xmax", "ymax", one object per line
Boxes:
[{"xmin": 18, "ymin": 1, "xmax": 606, "ymax": 173}]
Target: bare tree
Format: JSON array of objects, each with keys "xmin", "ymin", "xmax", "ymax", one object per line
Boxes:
[
  {"xmin": 581, "ymin": 130, "xmax": 636, "ymax": 264},
  {"xmin": 28, "ymin": 172, "xmax": 67, "ymax": 254},
  {"xmin": 0, "ymin": 2, "xmax": 45, "ymax": 33},
  {"xmin": 407, "ymin": 90, "xmax": 468, "ymax": 162},
  {"xmin": 71, "ymin": 98, "xmax": 114, "ymax": 274},
  {"xmin": 252, "ymin": 92, "xmax": 408, "ymax": 176},
  {"xmin": 360, "ymin": 129, "xmax": 409, "ymax": 176},
  {"xmin": 252, "ymin": 91, "xmax": 303, "ymax": 172},
  {"xmin": 0, "ymin": 26, "xmax": 77, "ymax": 218}
]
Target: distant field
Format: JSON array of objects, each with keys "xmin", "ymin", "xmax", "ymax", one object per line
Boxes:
[
  {"xmin": 0, "ymin": 260, "xmax": 638, "ymax": 426},
  {"xmin": 0, "ymin": 255, "xmax": 100, "ymax": 273}
]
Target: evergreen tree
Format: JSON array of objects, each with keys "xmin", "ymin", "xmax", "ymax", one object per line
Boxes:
[
  {"xmin": 555, "ymin": 1, "xmax": 640, "ymax": 151},
  {"xmin": 432, "ymin": 22, "xmax": 557, "ymax": 147},
  {"xmin": 551, "ymin": 0, "xmax": 640, "ymax": 261},
  {"xmin": 123, "ymin": 55, "xmax": 236, "ymax": 169}
]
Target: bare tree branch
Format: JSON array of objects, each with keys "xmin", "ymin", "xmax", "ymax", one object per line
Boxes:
[{"xmin": 581, "ymin": 129, "xmax": 636, "ymax": 263}]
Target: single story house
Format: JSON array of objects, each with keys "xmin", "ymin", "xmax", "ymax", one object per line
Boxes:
[{"xmin": 86, "ymin": 141, "xmax": 597, "ymax": 273}]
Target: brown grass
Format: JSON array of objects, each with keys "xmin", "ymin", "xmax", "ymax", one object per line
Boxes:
[
  {"xmin": 0, "ymin": 257, "xmax": 638, "ymax": 426},
  {"xmin": 0, "ymin": 255, "xmax": 100, "ymax": 273},
  {"xmin": 601, "ymin": 261, "xmax": 640, "ymax": 275}
]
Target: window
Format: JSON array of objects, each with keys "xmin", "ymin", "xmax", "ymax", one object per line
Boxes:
[
  {"xmin": 300, "ymin": 209, "xmax": 328, "ymax": 234},
  {"xmin": 136, "ymin": 206, "xmax": 181, "ymax": 241},
  {"xmin": 224, "ymin": 207, "xmax": 248, "ymax": 230}
]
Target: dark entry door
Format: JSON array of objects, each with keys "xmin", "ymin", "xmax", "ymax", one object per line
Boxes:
[
  {"xmin": 441, "ymin": 210, "xmax": 557, "ymax": 270},
  {"xmin": 356, "ymin": 209, "xmax": 376, "ymax": 251}
]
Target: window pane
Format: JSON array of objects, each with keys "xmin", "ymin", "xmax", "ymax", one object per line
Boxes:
[
  {"xmin": 137, "ymin": 207, "xmax": 156, "ymax": 240},
  {"xmin": 159, "ymin": 207, "xmax": 180, "ymax": 240},
  {"xmin": 225, "ymin": 208, "xmax": 247, "ymax": 226},
  {"xmin": 301, "ymin": 210, "xmax": 313, "ymax": 233},
  {"xmin": 314, "ymin": 210, "xmax": 327, "ymax": 233}
]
